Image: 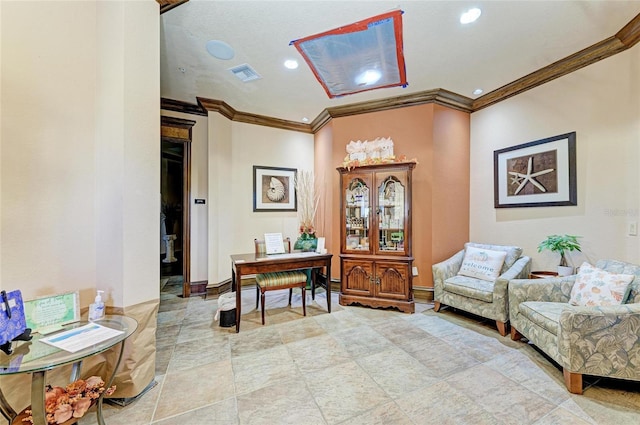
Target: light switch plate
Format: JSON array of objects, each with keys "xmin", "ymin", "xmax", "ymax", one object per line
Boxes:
[
  {"xmin": 412, "ymin": 266, "xmax": 419, "ymax": 276},
  {"xmin": 629, "ymin": 221, "xmax": 638, "ymax": 236}
]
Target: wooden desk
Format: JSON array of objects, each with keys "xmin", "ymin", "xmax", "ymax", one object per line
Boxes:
[{"xmin": 230, "ymin": 252, "xmax": 333, "ymax": 333}]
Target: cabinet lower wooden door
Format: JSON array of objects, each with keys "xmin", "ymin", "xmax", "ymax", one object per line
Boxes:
[
  {"xmin": 340, "ymin": 258, "xmax": 414, "ymax": 313},
  {"xmin": 375, "ymin": 261, "xmax": 410, "ymax": 300},
  {"xmin": 341, "ymin": 259, "xmax": 374, "ymax": 297}
]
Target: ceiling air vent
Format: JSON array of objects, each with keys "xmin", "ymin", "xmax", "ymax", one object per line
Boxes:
[{"xmin": 228, "ymin": 63, "xmax": 262, "ymax": 82}]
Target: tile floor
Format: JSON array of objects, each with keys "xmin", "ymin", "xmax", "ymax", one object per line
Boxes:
[{"xmin": 80, "ymin": 278, "xmax": 640, "ymax": 425}]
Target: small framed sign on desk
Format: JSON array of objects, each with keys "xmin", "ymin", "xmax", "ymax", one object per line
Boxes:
[
  {"xmin": 24, "ymin": 291, "xmax": 80, "ymax": 334},
  {"xmin": 264, "ymin": 232, "xmax": 285, "ymax": 254}
]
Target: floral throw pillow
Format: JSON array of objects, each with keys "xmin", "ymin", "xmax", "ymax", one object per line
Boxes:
[
  {"xmin": 569, "ymin": 262, "xmax": 635, "ymax": 306},
  {"xmin": 458, "ymin": 246, "xmax": 507, "ymax": 282}
]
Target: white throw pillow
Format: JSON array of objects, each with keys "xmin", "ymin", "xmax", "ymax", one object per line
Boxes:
[
  {"xmin": 458, "ymin": 246, "xmax": 507, "ymax": 282},
  {"xmin": 569, "ymin": 262, "xmax": 635, "ymax": 306}
]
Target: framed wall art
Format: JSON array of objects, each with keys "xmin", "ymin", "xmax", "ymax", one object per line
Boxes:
[
  {"xmin": 253, "ymin": 166, "xmax": 297, "ymax": 212},
  {"xmin": 494, "ymin": 132, "xmax": 577, "ymax": 208}
]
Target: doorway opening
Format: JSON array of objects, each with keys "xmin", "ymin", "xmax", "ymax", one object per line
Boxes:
[
  {"xmin": 161, "ymin": 116, "xmax": 194, "ymax": 298},
  {"xmin": 161, "ymin": 140, "xmax": 184, "ymax": 278}
]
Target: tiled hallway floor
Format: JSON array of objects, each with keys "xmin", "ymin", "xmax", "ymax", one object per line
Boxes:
[{"xmin": 80, "ymin": 278, "xmax": 640, "ymax": 424}]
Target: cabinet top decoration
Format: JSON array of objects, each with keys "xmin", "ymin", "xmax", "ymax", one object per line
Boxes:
[
  {"xmin": 340, "ymin": 156, "xmax": 418, "ymax": 171},
  {"xmin": 346, "ymin": 137, "xmax": 393, "ymax": 163},
  {"xmin": 343, "ymin": 137, "xmax": 418, "ymax": 170}
]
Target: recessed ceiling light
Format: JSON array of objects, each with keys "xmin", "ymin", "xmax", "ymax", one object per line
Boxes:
[
  {"xmin": 355, "ymin": 69, "xmax": 382, "ymax": 86},
  {"xmin": 206, "ymin": 40, "xmax": 235, "ymax": 60},
  {"xmin": 460, "ymin": 8, "xmax": 482, "ymax": 24},
  {"xmin": 473, "ymin": 88, "xmax": 483, "ymax": 95},
  {"xmin": 302, "ymin": 117, "xmax": 309, "ymax": 123},
  {"xmin": 284, "ymin": 59, "xmax": 299, "ymax": 69}
]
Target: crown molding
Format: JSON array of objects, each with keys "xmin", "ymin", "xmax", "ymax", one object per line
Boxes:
[
  {"xmin": 161, "ymin": 98, "xmax": 207, "ymax": 116},
  {"xmin": 157, "ymin": 0, "xmax": 189, "ymax": 15},
  {"xmin": 162, "ymin": 96, "xmax": 312, "ymax": 133},
  {"xmin": 196, "ymin": 97, "xmax": 313, "ymax": 133},
  {"xmin": 616, "ymin": 12, "xmax": 640, "ymax": 47},
  {"xmin": 331, "ymin": 89, "xmax": 473, "ymax": 116},
  {"xmin": 473, "ymin": 13, "xmax": 640, "ymax": 111},
  {"xmin": 310, "ymin": 89, "xmax": 473, "ymax": 132},
  {"xmin": 162, "ymin": 89, "xmax": 472, "ymax": 134},
  {"xmin": 196, "ymin": 98, "xmax": 234, "ymax": 120},
  {"xmin": 310, "ymin": 109, "xmax": 332, "ymax": 134},
  {"xmin": 161, "ymin": 13, "xmax": 639, "ymax": 131}
]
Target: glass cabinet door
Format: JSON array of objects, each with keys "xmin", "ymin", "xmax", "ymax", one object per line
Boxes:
[
  {"xmin": 377, "ymin": 175, "xmax": 405, "ymax": 253},
  {"xmin": 345, "ymin": 178, "xmax": 370, "ymax": 252}
]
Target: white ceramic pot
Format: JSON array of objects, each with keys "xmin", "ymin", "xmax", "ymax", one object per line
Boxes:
[{"xmin": 557, "ymin": 265, "xmax": 574, "ymax": 276}]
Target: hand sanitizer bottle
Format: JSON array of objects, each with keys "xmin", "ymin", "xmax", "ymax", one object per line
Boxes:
[{"xmin": 89, "ymin": 290, "xmax": 105, "ymax": 321}]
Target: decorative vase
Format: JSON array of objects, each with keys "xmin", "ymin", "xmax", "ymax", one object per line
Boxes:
[
  {"xmin": 557, "ymin": 265, "xmax": 574, "ymax": 276},
  {"xmin": 294, "ymin": 233, "xmax": 318, "ymax": 252}
]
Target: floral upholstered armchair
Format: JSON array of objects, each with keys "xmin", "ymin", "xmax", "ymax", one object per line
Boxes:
[
  {"xmin": 509, "ymin": 259, "xmax": 640, "ymax": 394},
  {"xmin": 432, "ymin": 242, "xmax": 531, "ymax": 336}
]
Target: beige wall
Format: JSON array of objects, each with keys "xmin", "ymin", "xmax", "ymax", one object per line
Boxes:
[
  {"xmin": 207, "ymin": 115, "xmax": 315, "ymax": 283},
  {"xmin": 1, "ymin": 1, "xmax": 98, "ymax": 298},
  {"xmin": 1, "ymin": 0, "xmax": 159, "ymax": 402},
  {"xmin": 470, "ymin": 47, "xmax": 640, "ymax": 271},
  {"xmin": 99, "ymin": 0, "xmax": 160, "ymax": 308},
  {"xmin": 432, "ymin": 105, "xmax": 471, "ymax": 263},
  {"xmin": 1, "ymin": 0, "xmax": 159, "ymax": 306},
  {"xmin": 208, "ymin": 113, "xmax": 233, "ymax": 285}
]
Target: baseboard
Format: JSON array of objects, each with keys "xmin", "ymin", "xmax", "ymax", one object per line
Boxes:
[
  {"xmin": 330, "ymin": 278, "xmax": 341, "ymax": 293},
  {"xmin": 198, "ymin": 278, "xmax": 232, "ymax": 297},
  {"xmin": 414, "ymin": 286, "xmax": 434, "ymax": 302},
  {"xmin": 190, "ymin": 280, "xmax": 208, "ymax": 297}
]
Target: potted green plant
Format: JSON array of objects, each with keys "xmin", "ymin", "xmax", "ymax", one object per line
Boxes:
[{"xmin": 537, "ymin": 234, "xmax": 582, "ymax": 276}]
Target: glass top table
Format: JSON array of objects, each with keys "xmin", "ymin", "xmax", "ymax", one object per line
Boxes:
[{"xmin": 0, "ymin": 315, "xmax": 137, "ymax": 425}]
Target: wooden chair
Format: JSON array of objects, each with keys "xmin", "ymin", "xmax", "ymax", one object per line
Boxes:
[{"xmin": 254, "ymin": 238, "xmax": 308, "ymax": 325}]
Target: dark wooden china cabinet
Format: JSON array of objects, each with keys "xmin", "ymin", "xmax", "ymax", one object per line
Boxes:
[{"xmin": 337, "ymin": 162, "xmax": 415, "ymax": 313}]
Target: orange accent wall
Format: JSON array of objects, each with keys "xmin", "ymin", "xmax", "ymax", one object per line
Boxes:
[
  {"xmin": 432, "ymin": 105, "xmax": 471, "ymax": 266},
  {"xmin": 314, "ymin": 121, "xmax": 335, "ymax": 255},
  {"xmin": 314, "ymin": 104, "xmax": 470, "ymax": 290}
]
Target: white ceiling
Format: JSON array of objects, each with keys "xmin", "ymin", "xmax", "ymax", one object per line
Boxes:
[{"xmin": 160, "ymin": 1, "xmax": 639, "ymax": 123}]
